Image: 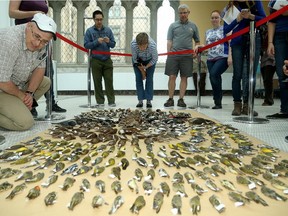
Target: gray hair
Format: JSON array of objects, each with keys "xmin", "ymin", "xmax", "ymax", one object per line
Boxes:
[{"xmin": 178, "ymin": 4, "xmax": 190, "ymax": 12}]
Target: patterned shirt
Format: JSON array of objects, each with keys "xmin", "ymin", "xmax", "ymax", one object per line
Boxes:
[
  {"xmin": 205, "ymin": 26, "xmax": 229, "ymax": 60},
  {"xmin": 131, "ymin": 37, "xmax": 158, "ymax": 66},
  {"xmin": 0, "ymin": 24, "xmax": 47, "ymax": 91}
]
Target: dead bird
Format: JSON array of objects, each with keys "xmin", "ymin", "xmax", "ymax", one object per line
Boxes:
[
  {"xmin": 6, "ymin": 183, "xmax": 26, "ymax": 199},
  {"xmin": 0, "ymin": 181, "xmax": 13, "ymax": 192},
  {"xmin": 26, "ymin": 186, "xmax": 41, "ymax": 200},
  {"xmin": 159, "ymin": 181, "xmax": 170, "ymax": 197},
  {"xmin": 171, "ymin": 194, "xmax": 182, "ymax": 215},
  {"xmin": 41, "ymin": 174, "xmax": 58, "ymax": 188},
  {"xmin": 153, "ymin": 191, "xmax": 164, "ymax": 213},
  {"xmin": 130, "ymin": 195, "xmax": 146, "ymax": 214},
  {"xmin": 44, "ymin": 191, "xmax": 57, "ymax": 206},
  {"xmin": 80, "ymin": 178, "xmax": 91, "ymax": 192},
  {"xmin": 190, "ymin": 195, "xmax": 201, "ymax": 215},
  {"xmin": 245, "ymin": 191, "xmax": 268, "ymax": 206},
  {"xmin": 111, "ymin": 180, "xmax": 122, "ymax": 194},
  {"xmin": 25, "ymin": 172, "xmax": 44, "ymax": 183},
  {"xmin": 95, "ymin": 180, "xmax": 106, "ymax": 193},
  {"xmin": 209, "ymin": 194, "xmax": 225, "ymax": 213},
  {"xmin": 128, "ymin": 178, "xmax": 139, "ymax": 194},
  {"xmin": 68, "ymin": 192, "xmax": 84, "ymax": 210},
  {"xmin": 92, "ymin": 195, "xmax": 108, "ymax": 208},
  {"xmin": 60, "ymin": 177, "xmax": 76, "ymax": 191},
  {"xmin": 109, "ymin": 195, "xmax": 124, "ymax": 214}
]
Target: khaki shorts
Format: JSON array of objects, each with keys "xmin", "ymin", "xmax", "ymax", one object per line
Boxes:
[{"xmin": 164, "ymin": 55, "xmax": 193, "ymax": 77}]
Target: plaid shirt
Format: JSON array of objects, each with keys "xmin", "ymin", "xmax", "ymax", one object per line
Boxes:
[{"xmin": 0, "ymin": 24, "xmax": 46, "ymax": 91}]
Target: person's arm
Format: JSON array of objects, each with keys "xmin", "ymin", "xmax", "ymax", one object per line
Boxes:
[
  {"xmin": 9, "ymin": 0, "xmax": 45, "ymax": 19},
  {"xmin": 167, "ymin": 40, "xmax": 172, "ymax": 52},
  {"xmin": 283, "ymin": 60, "xmax": 288, "ymax": 76},
  {"xmin": 267, "ymin": 22, "xmax": 276, "ymax": 55}
]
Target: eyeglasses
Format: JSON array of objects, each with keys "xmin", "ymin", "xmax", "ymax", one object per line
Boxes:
[
  {"xmin": 94, "ymin": 18, "xmax": 103, "ymax": 22},
  {"xmin": 30, "ymin": 27, "xmax": 49, "ymax": 46},
  {"xmin": 179, "ymin": 12, "xmax": 188, "ymax": 15}
]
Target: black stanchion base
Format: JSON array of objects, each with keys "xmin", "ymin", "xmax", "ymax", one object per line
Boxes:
[
  {"xmin": 79, "ymin": 104, "xmax": 97, "ymax": 108},
  {"xmin": 233, "ymin": 116, "xmax": 269, "ymax": 124}
]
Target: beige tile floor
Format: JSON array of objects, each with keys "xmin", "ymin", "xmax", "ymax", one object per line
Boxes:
[{"xmin": 0, "ymin": 95, "xmax": 287, "ymax": 152}]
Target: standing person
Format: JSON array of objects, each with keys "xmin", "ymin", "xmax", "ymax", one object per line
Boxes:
[
  {"xmin": 9, "ymin": 0, "xmax": 66, "ymax": 117},
  {"xmin": 259, "ymin": 23, "xmax": 276, "ymax": 106},
  {"xmin": 223, "ymin": 0, "xmax": 266, "ymax": 116},
  {"xmin": 266, "ymin": 2, "xmax": 288, "ymax": 119},
  {"xmin": 84, "ymin": 10, "xmax": 116, "ymax": 107},
  {"xmin": 131, "ymin": 33, "xmax": 158, "ymax": 108},
  {"xmin": 164, "ymin": 4, "xmax": 200, "ymax": 108},
  {"xmin": 0, "ymin": 13, "xmax": 56, "ymax": 130},
  {"xmin": 205, "ymin": 10, "xmax": 231, "ymax": 109}
]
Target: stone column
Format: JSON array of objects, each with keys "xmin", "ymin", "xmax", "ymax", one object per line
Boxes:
[
  {"xmin": 72, "ymin": 0, "xmax": 90, "ymax": 64},
  {"xmin": 49, "ymin": 0, "xmax": 66, "ymax": 63}
]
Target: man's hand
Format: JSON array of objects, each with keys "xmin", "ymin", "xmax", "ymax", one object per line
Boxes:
[
  {"xmin": 283, "ymin": 60, "xmax": 288, "ymax": 76},
  {"xmin": 23, "ymin": 92, "xmax": 33, "ymax": 110}
]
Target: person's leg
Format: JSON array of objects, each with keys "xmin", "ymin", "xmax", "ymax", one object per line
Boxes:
[
  {"xmin": 133, "ymin": 65, "xmax": 145, "ymax": 102},
  {"xmin": 0, "ymin": 92, "xmax": 34, "ymax": 131},
  {"xmin": 102, "ymin": 59, "xmax": 115, "ymax": 105},
  {"xmin": 91, "ymin": 58, "xmax": 105, "ymax": 104},
  {"xmin": 145, "ymin": 64, "xmax": 155, "ymax": 101},
  {"xmin": 261, "ymin": 65, "xmax": 275, "ymax": 105},
  {"xmin": 207, "ymin": 59, "xmax": 228, "ymax": 107},
  {"xmin": 179, "ymin": 76, "xmax": 188, "ymax": 99},
  {"xmin": 274, "ymin": 33, "xmax": 288, "ymax": 114}
]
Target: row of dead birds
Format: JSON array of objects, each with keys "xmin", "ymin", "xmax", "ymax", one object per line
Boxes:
[{"xmin": 0, "ymin": 109, "xmax": 287, "ymax": 214}]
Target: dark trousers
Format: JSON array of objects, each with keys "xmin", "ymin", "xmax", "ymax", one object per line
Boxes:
[
  {"xmin": 193, "ymin": 73, "xmax": 206, "ymax": 96},
  {"xmin": 261, "ymin": 65, "xmax": 276, "ymax": 104}
]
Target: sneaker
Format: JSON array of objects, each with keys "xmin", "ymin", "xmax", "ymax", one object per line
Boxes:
[
  {"xmin": 52, "ymin": 103, "xmax": 67, "ymax": 113},
  {"xmin": 285, "ymin": 136, "xmax": 288, "ymax": 143},
  {"xmin": 266, "ymin": 112, "xmax": 288, "ymax": 119},
  {"xmin": 146, "ymin": 101, "xmax": 152, "ymax": 108},
  {"xmin": 108, "ymin": 103, "xmax": 116, "ymax": 107},
  {"xmin": 30, "ymin": 107, "xmax": 38, "ymax": 117},
  {"xmin": 177, "ymin": 98, "xmax": 186, "ymax": 107},
  {"xmin": 136, "ymin": 102, "xmax": 143, "ymax": 108},
  {"xmin": 164, "ymin": 98, "xmax": 174, "ymax": 107},
  {"xmin": 212, "ymin": 105, "xmax": 222, "ymax": 109}
]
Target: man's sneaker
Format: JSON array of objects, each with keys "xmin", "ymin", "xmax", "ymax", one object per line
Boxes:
[
  {"xmin": 136, "ymin": 102, "xmax": 143, "ymax": 108},
  {"xmin": 96, "ymin": 104, "xmax": 105, "ymax": 108},
  {"xmin": 52, "ymin": 103, "xmax": 67, "ymax": 112},
  {"xmin": 177, "ymin": 98, "xmax": 186, "ymax": 107},
  {"xmin": 164, "ymin": 98, "xmax": 174, "ymax": 107},
  {"xmin": 30, "ymin": 107, "xmax": 38, "ymax": 118},
  {"xmin": 108, "ymin": 103, "xmax": 116, "ymax": 107},
  {"xmin": 146, "ymin": 101, "xmax": 152, "ymax": 108},
  {"xmin": 285, "ymin": 136, "xmax": 288, "ymax": 143}
]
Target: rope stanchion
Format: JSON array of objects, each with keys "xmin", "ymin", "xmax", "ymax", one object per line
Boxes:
[
  {"xmin": 189, "ymin": 53, "xmax": 209, "ymax": 109},
  {"xmin": 79, "ymin": 50, "xmax": 96, "ymax": 108},
  {"xmin": 233, "ymin": 21, "xmax": 268, "ymax": 124},
  {"xmin": 36, "ymin": 41, "xmax": 65, "ymax": 122}
]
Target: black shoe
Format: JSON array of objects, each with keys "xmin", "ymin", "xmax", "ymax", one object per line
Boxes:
[
  {"xmin": 136, "ymin": 102, "xmax": 143, "ymax": 108},
  {"xmin": 212, "ymin": 105, "xmax": 222, "ymax": 109},
  {"xmin": 146, "ymin": 101, "xmax": 152, "ymax": 108},
  {"xmin": 177, "ymin": 98, "xmax": 187, "ymax": 107},
  {"xmin": 164, "ymin": 98, "xmax": 174, "ymax": 107},
  {"xmin": 30, "ymin": 108, "xmax": 38, "ymax": 117},
  {"xmin": 52, "ymin": 103, "xmax": 66, "ymax": 113},
  {"xmin": 285, "ymin": 136, "xmax": 288, "ymax": 143},
  {"xmin": 266, "ymin": 112, "xmax": 288, "ymax": 119}
]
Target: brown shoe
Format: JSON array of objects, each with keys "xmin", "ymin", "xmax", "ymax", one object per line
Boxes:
[
  {"xmin": 242, "ymin": 103, "xmax": 258, "ymax": 116},
  {"xmin": 232, "ymin": 102, "xmax": 242, "ymax": 116}
]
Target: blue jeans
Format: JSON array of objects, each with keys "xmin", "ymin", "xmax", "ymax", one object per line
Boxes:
[
  {"xmin": 133, "ymin": 64, "xmax": 155, "ymax": 101},
  {"xmin": 231, "ymin": 33, "xmax": 261, "ymax": 103},
  {"xmin": 207, "ymin": 58, "xmax": 228, "ymax": 104},
  {"xmin": 274, "ymin": 32, "xmax": 288, "ymax": 113}
]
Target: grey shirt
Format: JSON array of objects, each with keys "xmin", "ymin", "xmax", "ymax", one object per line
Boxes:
[
  {"xmin": 167, "ymin": 20, "xmax": 200, "ymax": 56},
  {"xmin": 0, "ymin": 24, "xmax": 46, "ymax": 91}
]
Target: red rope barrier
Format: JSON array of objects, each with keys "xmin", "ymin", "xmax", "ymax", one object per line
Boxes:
[{"xmin": 56, "ymin": 5, "xmax": 288, "ymax": 56}]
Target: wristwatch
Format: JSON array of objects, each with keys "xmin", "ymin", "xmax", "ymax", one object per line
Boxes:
[{"xmin": 25, "ymin": 91, "xmax": 35, "ymax": 97}]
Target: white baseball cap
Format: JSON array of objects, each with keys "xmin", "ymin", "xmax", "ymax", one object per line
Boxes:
[{"xmin": 32, "ymin": 13, "xmax": 57, "ymax": 40}]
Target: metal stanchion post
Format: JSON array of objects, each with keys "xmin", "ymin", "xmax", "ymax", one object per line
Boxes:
[
  {"xmin": 189, "ymin": 52, "xmax": 209, "ymax": 109},
  {"xmin": 79, "ymin": 49, "xmax": 96, "ymax": 108},
  {"xmin": 36, "ymin": 41, "xmax": 65, "ymax": 122},
  {"xmin": 233, "ymin": 21, "xmax": 269, "ymax": 124}
]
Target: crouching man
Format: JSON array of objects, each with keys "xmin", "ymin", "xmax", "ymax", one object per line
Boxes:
[{"xmin": 0, "ymin": 13, "xmax": 56, "ymax": 130}]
